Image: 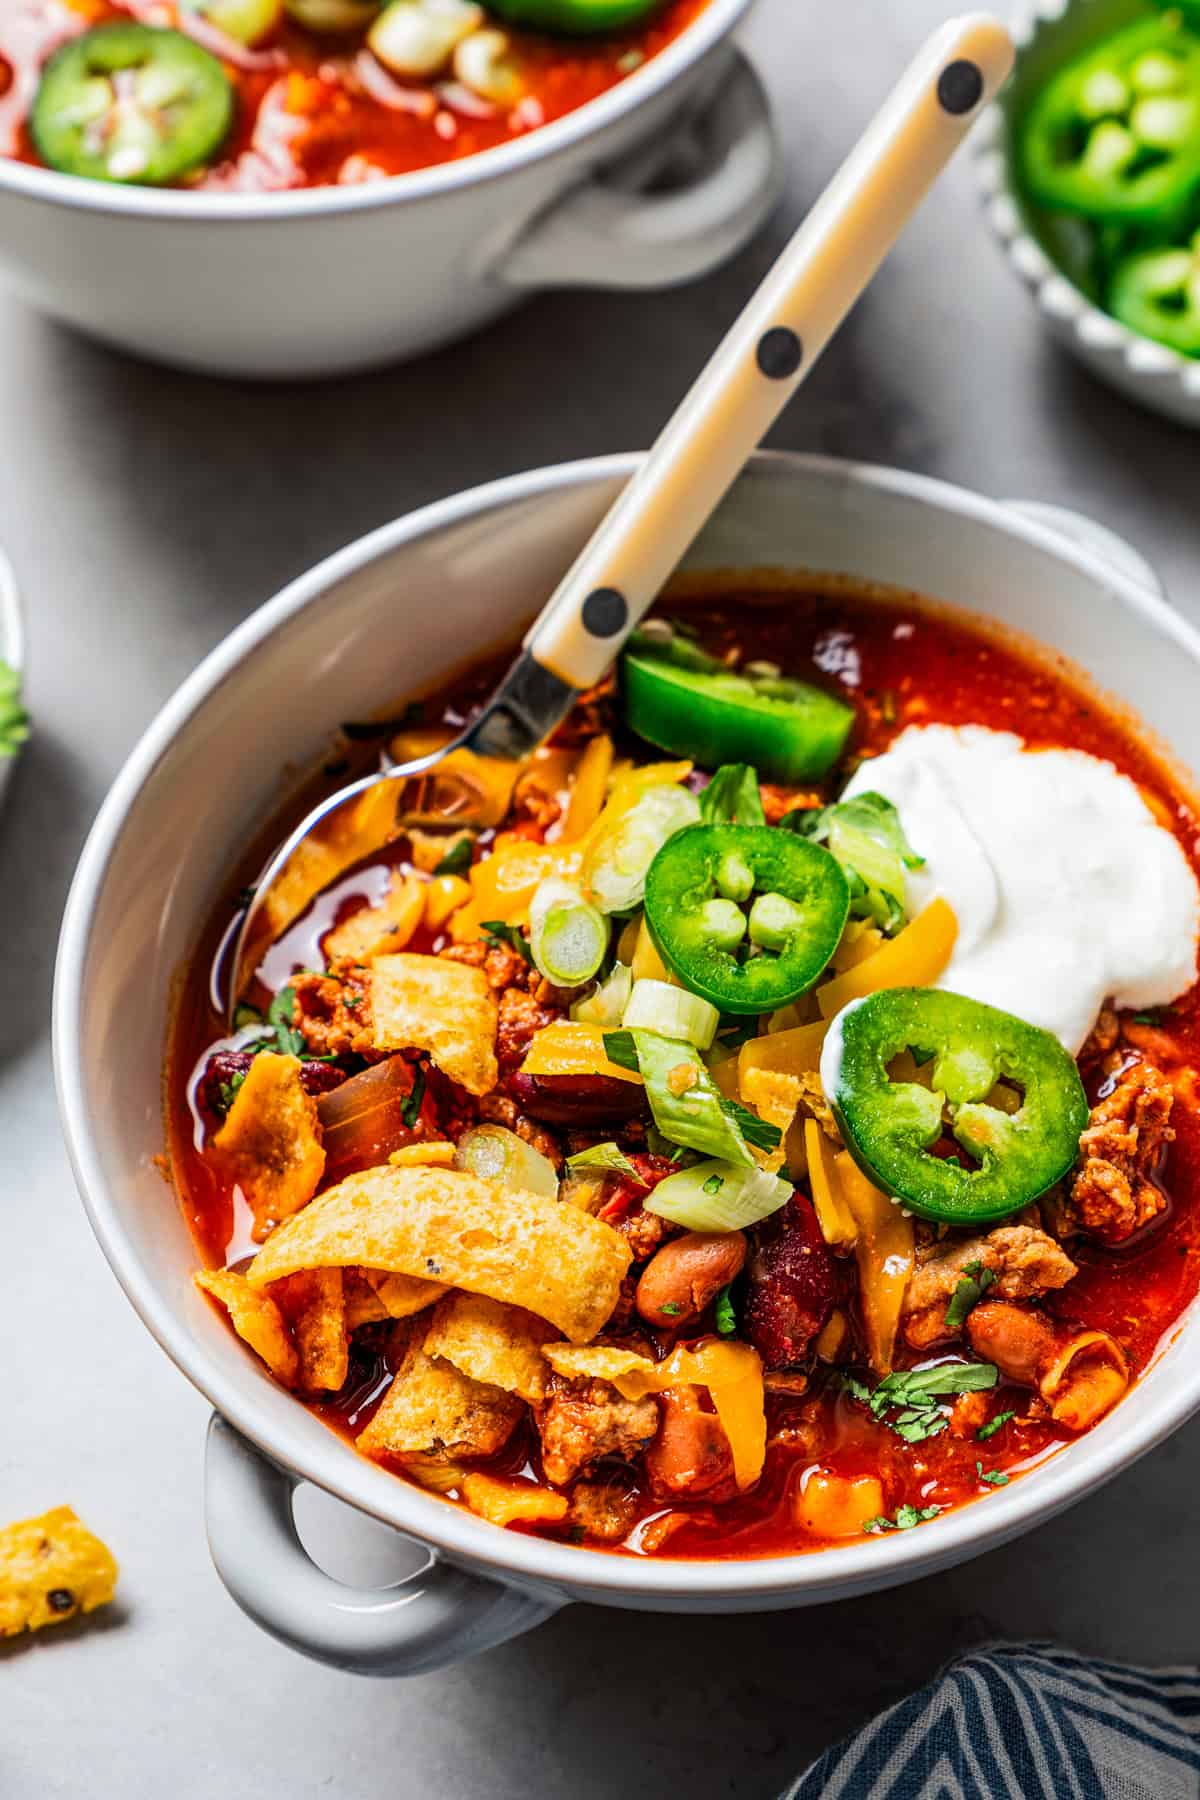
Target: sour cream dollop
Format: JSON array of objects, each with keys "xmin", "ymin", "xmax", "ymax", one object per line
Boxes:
[{"xmin": 841, "ymin": 724, "xmax": 1200, "ymax": 1052}]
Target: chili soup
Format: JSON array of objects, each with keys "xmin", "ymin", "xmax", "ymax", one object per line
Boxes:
[
  {"xmin": 1, "ymin": 0, "xmax": 707, "ymax": 191},
  {"xmin": 169, "ymin": 581, "xmax": 1200, "ymax": 1559}
]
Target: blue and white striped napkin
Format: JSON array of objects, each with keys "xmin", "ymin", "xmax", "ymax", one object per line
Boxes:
[{"xmin": 783, "ymin": 1643, "xmax": 1200, "ymax": 1799}]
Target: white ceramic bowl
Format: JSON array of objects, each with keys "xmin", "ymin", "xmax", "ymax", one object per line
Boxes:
[
  {"xmin": 0, "ymin": 0, "xmax": 778, "ymax": 379},
  {"xmin": 974, "ymin": 0, "xmax": 1200, "ymax": 427},
  {"xmin": 54, "ymin": 451, "xmax": 1200, "ymax": 1676}
]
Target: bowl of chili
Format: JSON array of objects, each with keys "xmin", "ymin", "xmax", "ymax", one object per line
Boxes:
[
  {"xmin": 974, "ymin": 0, "xmax": 1200, "ymax": 425},
  {"xmin": 54, "ymin": 450, "xmax": 1200, "ymax": 1674},
  {"xmin": 0, "ymin": 0, "xmax": 778, "ymax": 377}
]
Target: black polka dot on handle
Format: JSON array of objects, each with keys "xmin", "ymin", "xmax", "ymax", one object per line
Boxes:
[
  {"xmin": 756, "ymin": 327, "xmax": 803, "ymax": 380},
  {"xmin": 937, "ymin": 59, "xmax": 984, "ymax": 116},
  {"xmin": 581, "ymin": 587, "xmax": 628, "ymax": 637}
]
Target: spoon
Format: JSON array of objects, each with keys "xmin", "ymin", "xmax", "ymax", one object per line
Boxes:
[{"xmin": 221, "ymin": 13, "xmax": 1014, "ymax": 1019}]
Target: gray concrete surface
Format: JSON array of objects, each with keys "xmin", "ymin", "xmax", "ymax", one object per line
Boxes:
[{"xmin": 3, "ymin": 1, "xmax": 1199, "ymax": 1794}]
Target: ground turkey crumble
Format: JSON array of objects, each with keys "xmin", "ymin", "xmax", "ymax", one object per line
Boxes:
[{"xmin": 1069, "ymin": 1060, "xmax": 1174, "ymax": 1244}]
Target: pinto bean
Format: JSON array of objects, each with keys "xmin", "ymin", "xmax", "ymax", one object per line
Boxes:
[
  {"xmin": 644, "ymin": 1387, "xmax": 736, "ymax": 1500},
  {"xmin": 635, "ymin": 1230, "xmax": 747, "ymax": 1329},
  {"xmin": 966, "ymin": 1300, "xmax": 1056, "ymax": 1387}
]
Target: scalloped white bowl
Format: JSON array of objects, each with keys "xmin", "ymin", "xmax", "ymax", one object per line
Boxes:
[{"xmin": 974, "ymin": 0, "xmax": 1200, "ymax": 426}]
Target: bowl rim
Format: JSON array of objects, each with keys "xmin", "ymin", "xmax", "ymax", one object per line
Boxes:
[
  {"xmin": 0, "ymin": 0, "xmax": 750, "ymax": 225},
  {"xmin": 53, "ymin": 449, "xmax": 1200, "ymax": 1602},
  {"xmin": 972, "ymin": 0, "xmax": 1200, "ymax": 404}
]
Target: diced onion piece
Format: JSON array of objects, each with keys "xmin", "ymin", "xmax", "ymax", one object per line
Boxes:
[
  {"xmin": 622, "ymin": 977, "xmax": 718, "ymax": 1050},
  {"xmin": 571, "ymin": 961, "xmax": 632, "ymax": 1027},
  {"xmin": 453, "ymin": 1124, "xmax": 558, "ymax": 1198},
  {"xmin": 795, "ymin": 1468, "xmax": 885, "ymax": 1540},
  {"xmin": 453, "ymin": 27, "xmax": 522, "ymax": 104},
  {"xmin": 520, "ymin": 1021, "xmax": 644, "ymax": 1085},
  {"xmin": 646, "ymin": 1158, "xmax": 791, "ymax": 1231},
  {"xmin": 368, "ymin": 0, "xmax": 483, "ymax": 79},
  {"xmin": 817, "ymin": 896, "xmax": 957, "ymax": 1020},
  {"xmin": 529, "ymin": 878, "xmax": 609, "ymax": 989},
  {"xmin": 585, "ymin": 784, "xmax": 700, "ymax": 915}
]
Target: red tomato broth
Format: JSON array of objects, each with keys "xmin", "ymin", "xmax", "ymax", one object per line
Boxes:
[
  {"xmin": 168, "ymin": 580, "xmax": 1200, "ymax": 1558},
  {"xmin": 1, "ymin": 0, "xmax": 708, "ymax": 190}
]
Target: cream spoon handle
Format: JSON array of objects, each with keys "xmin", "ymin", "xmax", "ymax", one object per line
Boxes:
[{"xmin": 524, "ymin": 12, "xmax": 1013, "ymax": 690}]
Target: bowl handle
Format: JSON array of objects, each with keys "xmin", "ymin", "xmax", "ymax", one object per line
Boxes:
[
  {"xmin": 1002, "ymin": 500, "xmax": 1165, "ymax": 599},
  {"xmin": 499, "ymin": 47, "xmax": 781, "ymax": 292},
  {"xmin": 204, "ymin": 1415, "xmax": 564, "ymax": 1677}
]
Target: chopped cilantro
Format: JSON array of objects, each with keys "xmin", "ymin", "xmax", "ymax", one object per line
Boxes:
[
  {"xmin": 714, "ymin": 1285, "xmax": 737, "ymax": 1336},
  {"xmin": 863, "ymin": 1503, "xmax": 942, "ymax": 1534},
  {"xmin": 216, "ymin": 1071, "xmax": 246, "ymax": 1114},
  {"xmin": 659, "ymin": 1302, "xmax": 682, "ymax": 1317},
  {"xmin": 602, "ymin": 1029, "xmax": 641, "ymax": 1073},
  {"xmin": 719, "ymin": 1095, "xmax": 781, "ymax": 1153},
  {"xmin": 700, "ymin": 764, "xmax": 766, "ymax": 828},
  {"xmin": 944, "ymin": 1259, "xmax": 997, "ymax": 1331},
  {"xmin": 976, "ymin": 1462, "xmax": 1009, "ymax": 1487},
  {"xmin": 702, "ymin": 1173, "xmax": 725, "ymax": 1196},
  {"xmin": 434, "ymin": 836, "xmax": 475, "ymax": 877},
  {"xmin": 481, "ymin": 919, "xmax": 532, "ymax": 962},
  {"xmin": 267, "ymin": 986, "xmax": 306, "ymax": 1057},
  {"xmin": 344, "ymin": 992, "xmax": 363, "ymax": 1011},
  {"xmin": 716, "ymin": 1017, "xmax": 760, "ymax": 1050},
  {"xmin": 976, "ymin": 1410, "xmax": 1016, "ymax": 1442},
  {"xmin": 1131, "ymin": 1008, "xmax": 1165, "ymax": 1026},
  {"xmin": 0, "ymin": 660, "xmax": 29, "ymax": 759},
  {"xmin": 400, "ymin": 1064, "xmax": 427, "ymax": 1130},
  {"xmin": 838, "ymin": 1362, "xmax": 999, "ymax": 1445}
]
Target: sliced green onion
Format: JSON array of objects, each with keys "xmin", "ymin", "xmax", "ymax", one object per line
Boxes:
[
  {"xmin": 565, "ymin": 1142, "xmax": 641, "ymax": 1178},
  {"xmin": 453, "ymin": 1125, "xmax": 558, "ymax": 1197},
  {"xmin": 622, "ymin": 977, "xmax": 719, "ymax": 1050},
  {"xmin": 646, "ymin": 1158, "xmax": 791, "ymax": 1231},
  {"xmin": 700, "ymin": 764, "xmax": 765, "ymax": 828},
  {"xmin": 789, "ymin": 791, "xmax": 922, "ymax": 936},
  {"xmin": 587, "ymin": 784, "xmax": 700, "ymax": 915},
  {"xmin": 529, "ymin": 878, "xmax": 609, "ymax": 989},
  {"xmin": 621, "ymin": 1030, "xmax": 756, "ymax": 1166},
  {"xmin": 571, "ymin": 961, "xmax": 632, "ymax": 1027}
]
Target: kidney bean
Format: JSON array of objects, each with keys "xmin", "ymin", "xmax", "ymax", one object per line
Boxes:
[
  {"xmin": 635, "ymin": 1230, "xmax": 747, "ymax": 1329},
  {"xmin": 967, "ymin": 1300, "xmax": 1056, "ymax": 1387},
  {"xmin": 743, "ymin": 1194, "xmax": 836, "ymax": 1369},
  {"xmin": 645, "ymin": 1387, "xmax": 737, "ymax": 1501},
  {"xmin": 507, "ymin": 1070, "xmax": 647, "ymax": 1125}
]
